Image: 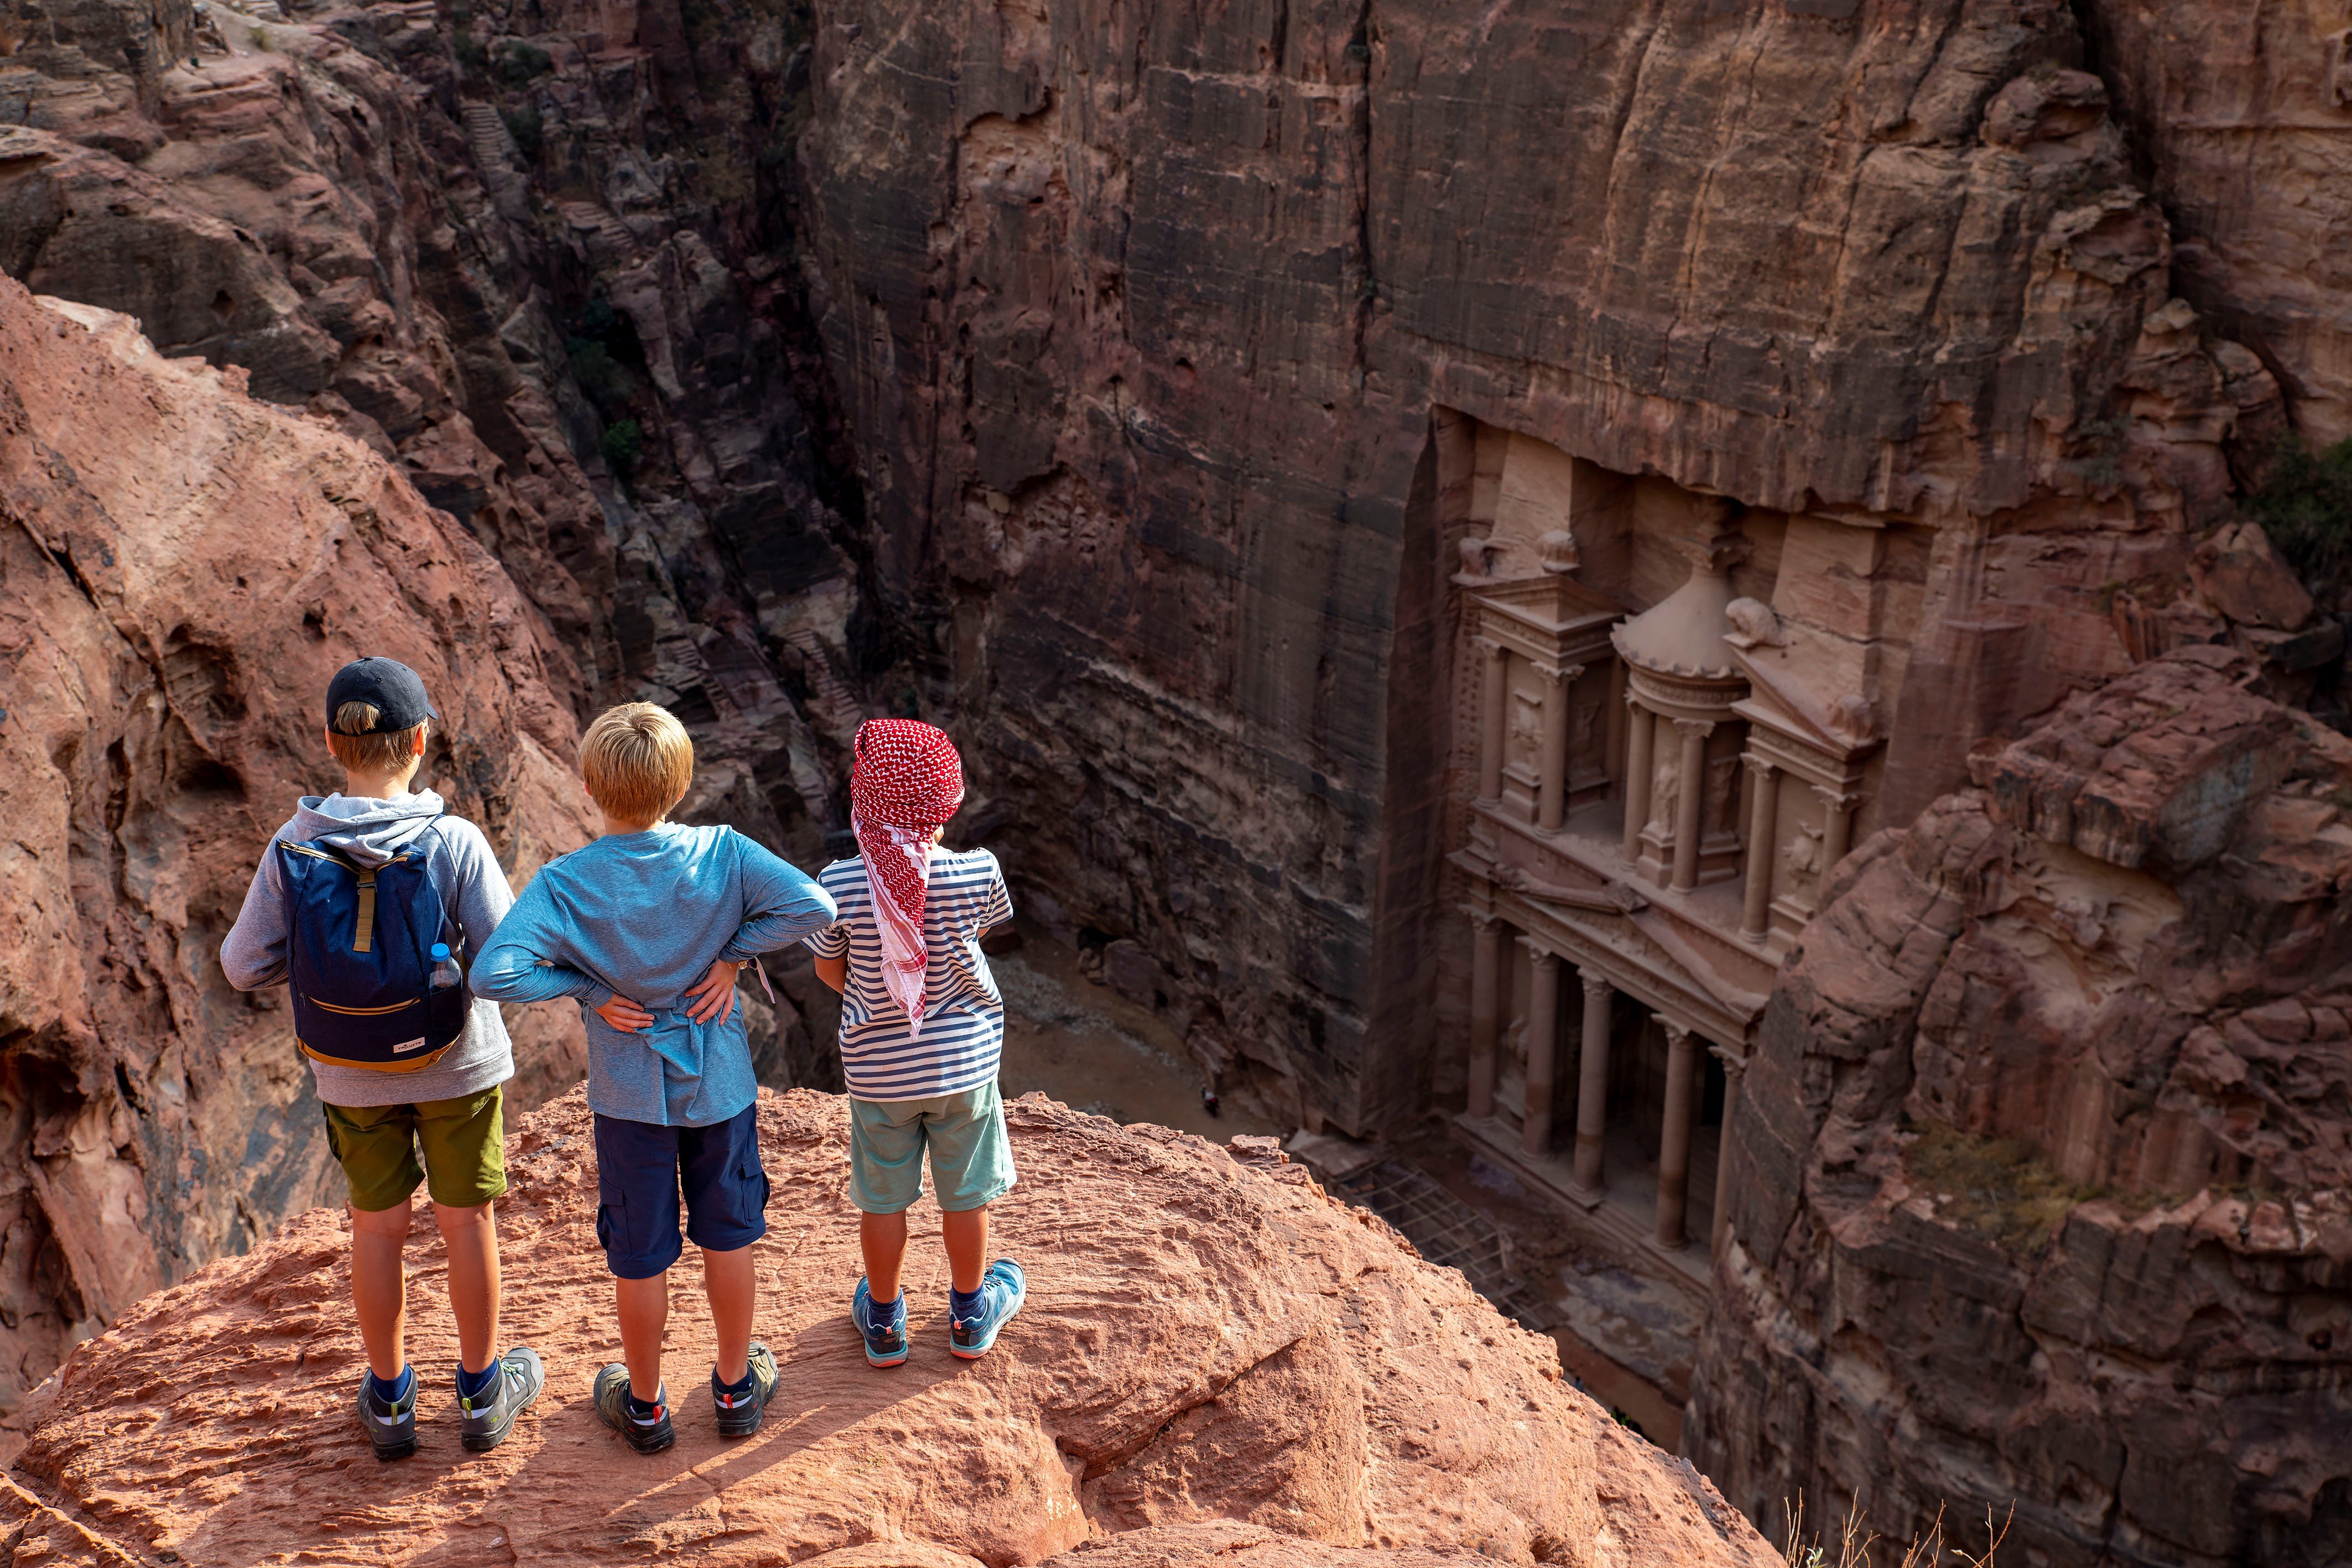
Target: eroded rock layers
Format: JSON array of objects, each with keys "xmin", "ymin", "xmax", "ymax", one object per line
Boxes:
[{"xmin": 1689, "ymin": 648, "xmax": 2352, "ymax": 1566}]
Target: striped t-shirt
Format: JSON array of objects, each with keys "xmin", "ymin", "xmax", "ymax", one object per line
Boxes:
[{"xmin": 805, "ymin": 847, "xmax": 1014, "ymax": 1101}]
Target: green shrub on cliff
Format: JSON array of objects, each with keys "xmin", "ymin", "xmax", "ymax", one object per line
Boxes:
[
  {"xmin": 600, "ymin": 419, "xmax": 644, "ymax": 474},
  {"xmin": 499, "ymin": 40, "xmax": 551, "ymax": 84},
  {"xmin": 2245, "ymin": 434, "xmax": 2352, "ymax": 588},
  {"xmin": 502, "ymin": 105, "xmax": 543, "ymax": 161}
]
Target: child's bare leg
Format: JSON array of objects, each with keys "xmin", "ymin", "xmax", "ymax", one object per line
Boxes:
[
  {"xmin": 615, "ymin": 1273, "xmax": 669, "ymax": 1396},
  {"xmin": 941, "ymin": 1206, "xmax": 988, "ymax": 1295},
  {"xmin": 701, "ymin": 1246, "xmax": 754, "ymax": 1384},
  {"xmin": 860, "ymin": 1210, "xmax": 910, "ymax": 1304},
  {"xmin": 433, "ymin": 1201, "xmax": 499, "ymax": 1376},
  {"xmin": 348, "ymin": 1200, "xmax": 412, "ymax": 1381}
]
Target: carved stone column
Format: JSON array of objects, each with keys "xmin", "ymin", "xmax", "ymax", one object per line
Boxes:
[
  {"xmin": 1538, "ymin": 665, "xmax": 1581, "ymax": 833},
  {"xmin": 1620, "ymin": 700, "xmax": 1654, "ymax": 866},
  {"xmin": 1740, "ymin": 756, "xmax": 1779, "ymax": 941},
  {"xmin": 1669, "ymin": 719, "xmax": 1713, "ymax": 893},
  {"xmin": 1654, "ymin": 1019, "xmax": 1700, "ymax": 1249},
  {"xmin": 1478, "ymin": 638, "xmax": 1508, "ymax": 804},
  {"xmin": 1815, "ymin": 785, "xmax": 1858, "ymax": 879},
  {"xmin": 1710, "ymin": 1044, "xmax": 1746, "ymax": 1257},
  {"xmin": 1468, "ymin": 912, "xmax": 1502, "ymax": 1121},
  {"xmin": 1572, "ymin": 967, "xmax": 1611, "ymax": 1196},
  {"xmin": 1522, "ymin": 946, "xmax": 1561, "ymax": 1157}
]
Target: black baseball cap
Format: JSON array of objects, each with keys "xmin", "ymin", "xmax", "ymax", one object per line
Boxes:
[{"xmin": 325, "ymin": 657, "xmax": 438, "ymax": 732}]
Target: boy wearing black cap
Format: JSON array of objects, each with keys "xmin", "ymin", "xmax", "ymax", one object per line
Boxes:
[{"xmin": 222, "ymin": 656, "xmax": 544, "ymax": 1460}]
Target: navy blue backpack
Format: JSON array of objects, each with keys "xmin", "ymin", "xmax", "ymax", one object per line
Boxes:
[{"xmin": 278, "ymin": 820, "xmax": 469, "ymax": 1072}]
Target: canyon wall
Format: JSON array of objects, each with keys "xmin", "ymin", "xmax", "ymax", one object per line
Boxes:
[
  {"xmin": 0, "ymin": 0, "xmax": 864, "ymax": 1400},
  {"xmin": 1688, "ymin": 647, "xmax": 2352, "ymax": 1566},
  {"xmin": 0, "ymin": 272, "xmax": 596, "ymax": 1411},
  {"xmin": 795, "ymin": 0, "xmax": 2293, "ymax": 1134}
]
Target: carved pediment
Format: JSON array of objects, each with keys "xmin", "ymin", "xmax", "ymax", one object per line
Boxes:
[{"xmin": 1728, "ymin": 644, "xmax": 1884, "ymax": 759}]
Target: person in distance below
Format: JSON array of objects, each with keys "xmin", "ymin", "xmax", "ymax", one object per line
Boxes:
[
  {"xmin": 221, "ymin": 656, "xmax": 543, "ymax": 1461},
  {"xmin": 807, "ymin": 718, "xmax": 1025, "ymax": 1368},
  {"xmin": 468, "ymin": 703, "xmax": 836, "ymax": 1452}
]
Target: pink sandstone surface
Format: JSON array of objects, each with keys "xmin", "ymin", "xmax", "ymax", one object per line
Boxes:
[{"xmin": 2, "ymin": 1088, "xmax": 1776, "ymax": 1567}]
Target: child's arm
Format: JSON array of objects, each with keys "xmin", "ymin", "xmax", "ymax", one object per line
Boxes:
[
  {"xmin": 720, "ymin": 835, "xmax": 840, "ymax": 960},
  {"xmin": 469, "ymin": 885, "xmax": 653, "ymax": 1033},
  {"xmin": 442, "ymin": 820, "xmax": 515, "ymax": 972},
  {"xmin": 220, "ymin": 855, "xmax": 289, "ymax": 991}
]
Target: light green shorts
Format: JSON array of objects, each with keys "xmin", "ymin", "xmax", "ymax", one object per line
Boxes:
[{"xmin": 849, "ymin": 1083, "xmax": 1016, "ymax": 1215}]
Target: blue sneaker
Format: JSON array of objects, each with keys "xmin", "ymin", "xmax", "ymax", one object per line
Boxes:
[
  {"xmin": 949, "ymin": 1259, "xmax": 1026, "ymax": 1359},
  {"xmin": 852, "ymin": 1278, "xmax": 909, "ymax": 1368}
]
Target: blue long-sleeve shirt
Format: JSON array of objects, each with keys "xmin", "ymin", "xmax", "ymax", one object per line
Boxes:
[{"xmin": 469, "ymin": 823, "xmax": 836, "ymax": 1127}]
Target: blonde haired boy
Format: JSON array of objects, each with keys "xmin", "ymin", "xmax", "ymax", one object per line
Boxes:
[{"xmin": 471, "ymin": 702, "xmax": 835, "ymax": 1451}]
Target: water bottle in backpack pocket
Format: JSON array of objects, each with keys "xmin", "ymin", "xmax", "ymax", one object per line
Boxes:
[{"xmin": 278, "ymin": 825, "xmax": 469, "ymax": 1072}]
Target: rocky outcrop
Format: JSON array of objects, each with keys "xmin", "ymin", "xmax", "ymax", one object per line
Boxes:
[
  {"xmin": 6, "ymin": 1087, "xmax": 1776, "ymax": 1567},
  {"xmin": 0, "ymin": 274, "xmax": 596, "ymax": 1414},
  {"xmin": 1687, "ymin": 647, "xmax": 2352, "ymax": 1566},
  {"xmin": 796, "ymin": 0, "xmax": 2287, "ymax": 1135},
  {"xmin": 2082, "ymin": 5, "xmax": 2352, "ymax": 450}
]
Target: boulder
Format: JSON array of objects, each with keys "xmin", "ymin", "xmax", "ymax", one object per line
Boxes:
[
  {"xmin": 6, "ymin": 1089, "xmax": 1774, "ymax": 1567},
  {"xmin": 2190, "ymin": 521, "xmax": 2315, "ymax": 632}
]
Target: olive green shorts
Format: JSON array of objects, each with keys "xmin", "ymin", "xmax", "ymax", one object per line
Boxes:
[
  {"xmin": 849, "ymin": 1083, "xmax": 1016, "ymax": 1215},
  {"xmin": 322, "ymin": 1087, "xmax": 508, "ymax": 1212}
]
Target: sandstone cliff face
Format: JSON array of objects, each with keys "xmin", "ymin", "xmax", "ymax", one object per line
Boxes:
[
  {"xmin": 1687, "ymin": 647, "xmax": 2352, "ymax": 1566},
  {"xmin": 2083, "ymin": 4, "xmax": 2352, "ymax": 449},
  {"xmin": 0, "ymin": 0, "xmax": 861, "ymax": 861},
  {"xmin": 0, "ymin": 273, "xmax": 597, "ymax": 1413},
  {"xmin": 4, "ymin": 1087, "xmax": 1776, "ymax": 1567},
  {"xmin": 797, "ymin": 0, "xmax": 2286, "ymax": 1136}
]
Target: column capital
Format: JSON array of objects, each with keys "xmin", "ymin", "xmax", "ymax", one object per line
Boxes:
[
  {"xmin": 1658, "ymin": 1017, "xmax": 1695, "ymax": 1048},
  {"xmin": 1539, "ymin": 661, "xmax": 1587, "ymax": 687},
  {"xmin": 1709, "ymin": 1041, "xmax": 1749, "ymax": 1081},
  {"xmin": 1810, "ymin": 784, "xmax": 1861, "ymax": 810},
  {"xmin": 1517, "ymin": 940, "xmax": 1562, "ymax": 971},
  {"xmin": 1464, "ymin": 906, "xmax": 1503, "ymax": 934},
  {"xmin": 1476, "ymin": 635, "xmax": 1509, "ymax": 659},
  {"xmin": 1577, "ymin": 968, "xmax": 1613, "ymax": 1004},
  {"xmin": 1670, "ymin": 716, "xmax": 1716, "ymax": 742},
  {"xmin": 1741, "ymin": 752, "xmax": 1778, "ymax": 779}
]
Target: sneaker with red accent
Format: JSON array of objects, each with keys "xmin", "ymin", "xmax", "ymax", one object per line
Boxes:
[
  {"xmin": 592, "ymin": 1363, "xmax": 675, "ymax": 1454},
  {"xmin": 711, "ymin": 1342, "xmax": 778, "ymax": 1437}
]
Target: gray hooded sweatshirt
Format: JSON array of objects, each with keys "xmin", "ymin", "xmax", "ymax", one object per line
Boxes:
[{"xmin": 221, "ymin": 791, "xmax": 516, "ymax": 1107}]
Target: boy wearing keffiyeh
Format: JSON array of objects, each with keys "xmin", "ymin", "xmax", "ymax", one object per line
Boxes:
[{"xmin": 806, "ymin": 719, "xmax": 1026, "ymax": 1366}]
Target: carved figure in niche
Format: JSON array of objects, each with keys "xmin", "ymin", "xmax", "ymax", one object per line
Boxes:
[
  {"xmin": 1458, "ymin": 536, "xmax": 1500, "ymax": 581},
  {"xmin": 1705, "ymin": 756, "xmax": 1741, "ymax": 838},
  {"xmin": 1829, "ymin": 694, "xmax": 1876, "ymax": 742},
  {"xmin": 1570, "ymin": 698, "xmax": 1602, "ymax": 769},
  {"xmin": 1646, "ymin": 748, "xmax": 1680, "ymax": 836},
  {"xmin": 1782, "ymin": 820, "xmax": 1823, "ymax": 889},
  {"xmin": 1508, "ymin": 691, "xmax": 1542, "ymax": 773}
]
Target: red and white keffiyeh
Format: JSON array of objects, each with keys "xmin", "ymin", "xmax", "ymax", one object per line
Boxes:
[{"xmin": 849, "ymin": 718, "xmax": 966, "ymax": 1039}]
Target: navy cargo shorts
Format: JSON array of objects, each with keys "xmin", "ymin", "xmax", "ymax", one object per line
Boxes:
[{"xmin": 591, "ymin": 1101, "xmax": 770, "ymax": 1279}]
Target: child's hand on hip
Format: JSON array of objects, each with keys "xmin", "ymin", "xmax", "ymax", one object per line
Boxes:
[
  {"xmin": 684, "ymin": 959, "xmax": 742, "ymax": 1025},
  {"xmin": 595, "ymin": 994, "xmax": 654, "ymax": 1033}
]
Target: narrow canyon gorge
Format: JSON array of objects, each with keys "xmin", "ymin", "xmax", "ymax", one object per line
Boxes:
[{"xmin": 1, "ymin": 0, "xmax": 2348, "ymax": 1563}]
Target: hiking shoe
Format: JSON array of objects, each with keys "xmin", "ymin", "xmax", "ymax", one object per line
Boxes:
[
  {"xmin": 591, "ymin": 1363, "xmax": 675, "ymax": 1455},
  {"xmin": 949, "ymin": 1259, "xmax": 1026, "ymax": 1360},
  {"xmin": 852, "ymin": 1278, "xmax": 909, "ymax": 1368},
  {"xmin": 711, "ymin": 1342, "xmax": 779, "ymax": 1437},
  {"xmin": 355, "ymin": 1367, "xmax": 418, "ymax": 1461},
  {"xmin": 458, "ymin": 1346, "xmax": 545, "ymax": 1452}
]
